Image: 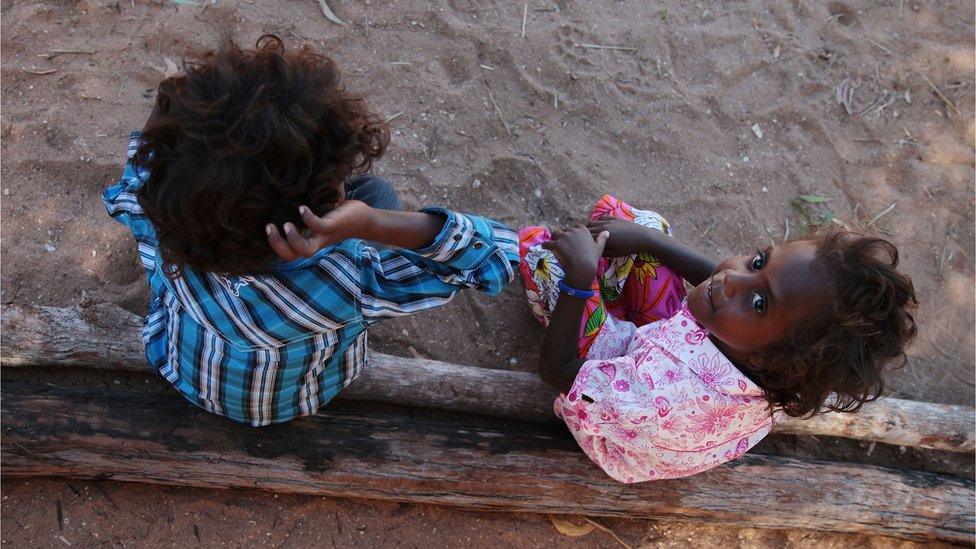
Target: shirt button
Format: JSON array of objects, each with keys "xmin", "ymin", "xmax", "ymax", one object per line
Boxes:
[
  {"xmin": 473, "ymin": 240, "xmax": 484, "ymax": 249},
  {"xmin": 453, "ymin": 234, "xmax": 463, "ymax": 242}
]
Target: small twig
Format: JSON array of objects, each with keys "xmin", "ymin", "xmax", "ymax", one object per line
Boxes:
[
  {"xmin": 853, "ymin": 137, "xmax": 880, "ymax": 142},
  {"xmin": 22, "ymin": 68, "xmax": 59, "ymax": 75},
  {"xmin": 484, "ymin": 80, "xmax": 512, "ymax": 136},
  {"xmin": 574, "ymin": 43, "xmax": 637, "ymax": 52},
  {"xmin": 869, "ymin": 202, "xmax": 897, "ymax": 225},
  {"xmin": 425, "ymin": 126, "xmax": 440, "ymax": 162},
  {"xmin": 864, "ymin": 37, "xmax": 892, "ymax": 55},
  {"xmin": 783, "ymin": 218, "xmax": 790, "ymax": 243},
  {"xmin": 118, "ymin": 76, "xmax": 126, "ymax": 98},
  {"xmin": 921, "ymin": 74, "xmax": 961, "ymax": 115},
  {"xmin": 383, "ymin": 111, "xmax": 403, "ymax": 124},
  {"xmin": 579, "ymin": 517, "xmax": 633, "ymax": 549},
  {"xmin": 702, "ymin": 222, "xmax": 716, "ymax": 238},
  {"xmin": 317, "ymin": 0, "xmax": 345, "ymax": 25},
  {"xmin": 552, "ymin": 91, "xmax": 558, "ymax": 109},
  {"xmin": 390, "ymin": 62, "xmax": 412, "ymax": 66},
  {"xmin": 479, "ymin": 64, "xmax": 495, "ymax": 71},
  {"xmin": 937, "ymin": 231, "xmax": 952, "ymax": 274},
  {"xmin": 520, "ymin": 3, "xmax": 528, "ymax": 38},
  {"xmin": 898, "ymin": 0, "xmax": 903, "ymax": 18},
  {"xmin": 37, "ymin": 49, "xmax": 97, "ymax": 59}
]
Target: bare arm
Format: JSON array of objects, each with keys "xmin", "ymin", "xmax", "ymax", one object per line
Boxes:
[
  {"xmin": 537, "ymin": 228, "xmax": 608, "ymax": 393},
  {"xmin": 587, "ymin": 217, "xmax": 717, "ymax": 286},
  {"xmin": 266, "ymin": 201, "xmax": 444, "ymax": 260}
]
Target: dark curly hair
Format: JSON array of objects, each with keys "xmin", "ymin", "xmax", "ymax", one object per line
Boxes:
[
  {"xmin": 750, "ymin": 228, "xmax": 918, "ymax": 418},
  {"xmin": 134, "ymin": 35, "xmax": 389, "ymax": 277}
]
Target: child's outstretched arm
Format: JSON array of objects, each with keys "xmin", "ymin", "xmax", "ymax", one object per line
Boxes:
[
  {"xmin": 266, "ymin": 200, "xmax": 444, "ymax": 260},
  {"xmin": 587, "ymin": 217, "xmax": 717, "ymax": 286},
  {"xmin": 537, "ymin": 227, "xmax": 609, "ymax": 393}
]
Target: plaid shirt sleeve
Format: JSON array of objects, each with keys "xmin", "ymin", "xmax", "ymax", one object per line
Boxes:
[
  {"xmin": 358, "ymin": 207, "xmax": 519, "ymax": 322},
  {"xmin": 102, "ymin": 131, "xmax": 157, "ymax": 277}
]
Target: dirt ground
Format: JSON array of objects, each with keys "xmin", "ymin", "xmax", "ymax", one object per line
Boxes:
[{"xmin": 1, "ymin": 0, "xmax": 973, "ymax": 546}]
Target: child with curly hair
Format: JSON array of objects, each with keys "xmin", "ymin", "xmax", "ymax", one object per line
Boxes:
[
  {"xmin": 520, "ymin": 196, "xmax": 917, "ymax": 482},
  {"xmin": 104, "ymin": 36, "xmax": 518, "ymax": 426}
]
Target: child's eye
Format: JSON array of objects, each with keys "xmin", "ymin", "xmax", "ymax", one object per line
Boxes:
[
  {"xmin": 751, "ymin": 250, "xmax": 765, "ymax": 271},
  {"xmin": 751, "ymin": 292, "xmax": 767, "ymax": 314}
]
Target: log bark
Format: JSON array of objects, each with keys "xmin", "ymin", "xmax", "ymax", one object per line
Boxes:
[
  {"xmin": 1, "ymin": 302, "xmax": 973, "ymax": 453},
  {"xmin": 1, "ymin": 380, "xmax": 972, "ymax": 543}
]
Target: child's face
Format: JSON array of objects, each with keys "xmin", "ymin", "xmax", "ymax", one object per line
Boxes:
[{"xmin": 686, "ymin": 240, "xmax": 830, "ymax": 364}]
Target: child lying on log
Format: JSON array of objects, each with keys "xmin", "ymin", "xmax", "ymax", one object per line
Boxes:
[
  {"xmin": 519, "ymin": 195, "xmax": 918, "ymax": 482},
  {"xmin": 103, "ymin": 36, "xmax": 518, "ymax": 426}
]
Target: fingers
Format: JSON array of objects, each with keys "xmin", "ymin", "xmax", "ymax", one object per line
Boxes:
[
  {"xmin": 266, "ymin": 224, "xmax": 299, "ymax": 261},
  {"xmin": 283, "ymin": 222, "xmax": 322, "ymax": 258},
  {"xmin": 298, "ymin": 206, "xmax": 330, "ymax": 234},
  {"xmin": 593, "ymin": 230, "xmax": 610, "ymax": 256}
]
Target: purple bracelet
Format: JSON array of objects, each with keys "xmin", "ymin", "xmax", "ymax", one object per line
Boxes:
[{"xmin": 557, "ymin": 279, "xmax": 595, "ymax": 299}]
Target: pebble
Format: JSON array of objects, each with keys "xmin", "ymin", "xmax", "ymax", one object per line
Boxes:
[
  {"xmin": 509, "ymin": 358, "xmax": 518, "ymax": 365},
  {"xmin": 472, "ymin": 179, "xmax": 481, "ymax": 188},
  {"xmin": 43, "ymin": 243, "xmax": 56, "ymax": 253},
  {"xmin": 2, "ymin": 188, "xmax": 8, "ymax": 196},
  {"xmin": 533, "ymin": 189, "xmax": 542, "ymax": 198},
  {"xmin": 761, "ymin": 186, "xmax": 769, "ymax": 193}
]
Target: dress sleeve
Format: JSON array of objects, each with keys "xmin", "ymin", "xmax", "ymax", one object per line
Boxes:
[
  {"xmin": 358, "ymin": 208, "xmax": 519, "ymax": 322},
  {"xmin": 554, "ymin": 356, "xmax": 661, "ymax": 484}
]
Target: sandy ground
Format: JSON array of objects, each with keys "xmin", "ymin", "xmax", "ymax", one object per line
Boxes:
[{"xmin": 1, "ymin": 0, "xmax": 974, "ymax": 546}]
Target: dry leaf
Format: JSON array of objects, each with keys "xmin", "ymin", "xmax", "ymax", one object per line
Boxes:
[
  {"xmin": 772, "ymin": 44, "xmax": 781, "ymax": 59},
  {"xmin": 163, "ymin": 57, "xmax": 180, "ymax": 78},
  {"xmin": 835, "ymin": 78, "xmax": 857, "ymax": 115},
  {"xmin": 548, "ymin": 515, "xmax": 596, "ymax": 537}
]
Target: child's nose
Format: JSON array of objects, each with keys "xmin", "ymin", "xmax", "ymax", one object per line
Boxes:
[{"xmin": 722, "ymin": 270, "xmax": 752, "ymax": 297}]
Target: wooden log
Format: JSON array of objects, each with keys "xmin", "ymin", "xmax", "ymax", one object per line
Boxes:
[
  {"xmin": 1, "ymin": 380, "xmax": 972, "ymax": 543},
  {"xmin": 1, "ymin": 302, "xmax": 973, "ymax": 453}
]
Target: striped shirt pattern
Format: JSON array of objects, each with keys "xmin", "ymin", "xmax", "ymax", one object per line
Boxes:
[{"xmin": 104, "ymin": 132, "xmax": 519, "ymax": 426}]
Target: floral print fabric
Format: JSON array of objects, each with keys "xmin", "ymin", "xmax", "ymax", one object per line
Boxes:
[
  {"xmin": 518, "ymin": 195, "xmax": 773, "ymax": 483},
  {"xmin": 519, "ymin": 195, "xmax": 686, "ymax": 357},
  {"xmin": 557, "ymin": 308, "xmax": 773, "ymax": 483}
]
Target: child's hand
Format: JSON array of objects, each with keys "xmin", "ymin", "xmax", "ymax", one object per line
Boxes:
[
  {"xmin": 267, "ymin": 200, "xmax": 375, "ymax": 260},
  {"xmin": 587, "ymin": 216, "xmax": 653, "ymax": 258},
  {"xmin": 542, "ymin": 227, "xmax": 610, "ymax": 288}
]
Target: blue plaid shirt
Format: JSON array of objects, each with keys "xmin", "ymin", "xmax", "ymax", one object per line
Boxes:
[{"xmin": 104, "ymin": 132, "xmax": 519, "ymax": 425}]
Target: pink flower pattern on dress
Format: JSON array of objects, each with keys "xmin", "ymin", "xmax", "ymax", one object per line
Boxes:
[
  {"xmin": 692, "ymin": 353, "xmax": 735, "ymax": 390},
  {"xmin": 684, "ymin": 328, "xmax": 708, "ymax": 345},
  {"xmin": 685, "ymin": 397, "xmax": 739, "ymax": 441},
  {"xmin": 553, "ymin": 309, "xmax": 773, "ymax": 484},
  {"xmin": 660, "ymin": 367, "xmax": 684, "ymax": 385}
]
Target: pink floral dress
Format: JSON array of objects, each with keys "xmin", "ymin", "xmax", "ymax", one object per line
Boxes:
[
  {"xmin": 519, "ymin": 196, "xmax": 773, "ymax": 483},
  {"xmin": 556, "ymin": 308, "xmax": 773, "ymax": 483}
]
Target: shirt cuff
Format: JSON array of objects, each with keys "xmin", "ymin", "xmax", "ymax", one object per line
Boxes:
[
  {"xmin": 128, "ymin": 130, "xmax": 143, "ymax": 159},
  {"xmin": 413, "ymin": 207, "xmax": 495, "ymax": 271}
]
